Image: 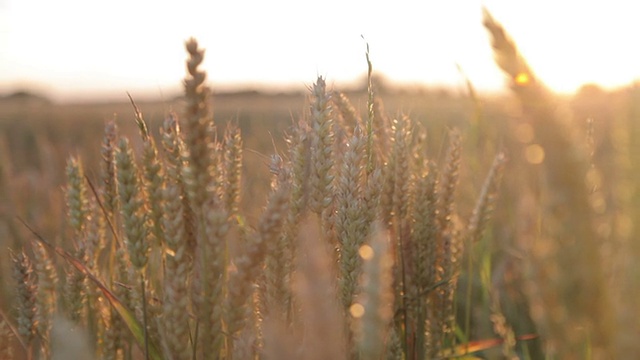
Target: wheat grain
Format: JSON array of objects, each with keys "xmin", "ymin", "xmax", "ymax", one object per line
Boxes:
[
  {"xmin": 65, "ymin": 157, "xmax": 88, "ymax": 235},
  {"xmin": 132, "ymin": 103, "xmax": 165, "ymax": 248},
  {"xmin": 101, "ymin": 119, "xmax": 119, "ymax": 219},
  {"xmin": 199, "ymin": 199, "xmax": 228, "ymax": 358},
  {"xmin": 159, "ymin": 113, "xmax": 193, "ymax": 360},
  {"xmin": 182, "ymin": 38, "xmax": 217, "ymax": 212},
  {"xmin": 11, "ymin": 250, "xmax": 37, "ymax": 349},
  {"xmin": 467, "ymin": 152, "xmax": 507, "ymax": 244},
  {"xmin": 336, "ymin": 126, "xmax": 368, "ymax": 311},
  {"xmin": 224, "ymin": 123, "xmax": 243, "ymax": 218},
  {"xmin": 116, "ymin": 137, "xmax": 150, "ymax": 270},
  {"xmin": 33, "ymin": 241, "xmax": 57, "ymax": 359},
  {"xmin": 308, "ymin": 76, "xmax": 335, "ymax": 215}
]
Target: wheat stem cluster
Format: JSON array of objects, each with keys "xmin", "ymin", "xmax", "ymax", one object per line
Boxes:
[{"xmin": 6, "ymin": 37, "xmax": 495, "ymax": 360}]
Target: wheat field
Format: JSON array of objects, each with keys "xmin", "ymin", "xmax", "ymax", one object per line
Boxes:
[{"xmin": 1, "ymin": 11, "xmax": 640, "ymax": 360}]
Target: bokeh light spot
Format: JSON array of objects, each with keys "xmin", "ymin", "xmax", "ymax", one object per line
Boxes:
[
  {"xmin": 359, "ymin": 245, "xmax": 374, "ymax": 260},
  {"xmin": 350, "ymin": 303, "xmax": 365, "ymax": 318},
  {"xmin": 525, "ymin": 144, "xmax": 545, "ymax": 164}
]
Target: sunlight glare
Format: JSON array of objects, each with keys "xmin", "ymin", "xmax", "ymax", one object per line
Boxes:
[
  {"xmin": 3, "ymin": 0, "xmax": 640, "ymax": 100},
  {"xmin": 515, "ymin": 72, "xmax": 531, "ymax": 86}
]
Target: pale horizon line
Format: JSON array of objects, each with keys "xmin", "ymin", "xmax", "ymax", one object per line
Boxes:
[{"xmin": 2, "ymin": 75, "xmax": 636, "ymax": 104}]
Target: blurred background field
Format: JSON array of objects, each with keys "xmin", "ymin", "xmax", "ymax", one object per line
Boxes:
[
  {"xmin": 0, "ymin": 82, "xmax": 491, "ymax": 231},
  {"xmin": 1, "ymin": 78, "xmax": 632, "ymax": 238}
]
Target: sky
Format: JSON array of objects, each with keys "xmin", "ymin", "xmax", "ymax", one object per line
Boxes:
[{"xmin": 1, "ymin": 0, "xmax": 639, "ymax": 102}]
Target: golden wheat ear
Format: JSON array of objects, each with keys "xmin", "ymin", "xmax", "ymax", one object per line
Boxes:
[{"xmin": 482, "ymin": 8, "xmax": 536, "ymax": 89}]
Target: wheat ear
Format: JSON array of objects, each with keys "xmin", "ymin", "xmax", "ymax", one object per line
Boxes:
[
  {"xmin": 116, "ymin": 137, "xmax": 149, "ymax": 270},
  {"xmin": 308, "ymin": 76, "xmax": 335, "ymax": 215},
  {"xmin": 160, "ymin": 114, "xmax": 193, "ymax": 360},
  {"xmin": 11, "ymin": 250, "xmax": 37, "ymax": 356},
  {"xmin": 336, "ymin": 126, "xmax": 368, "ymax": 311}
]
